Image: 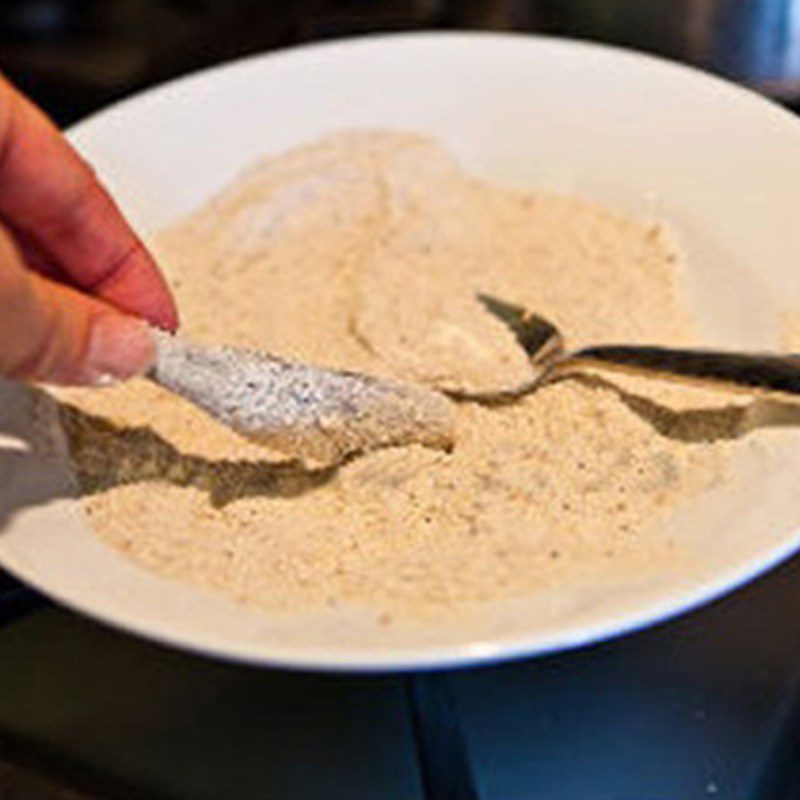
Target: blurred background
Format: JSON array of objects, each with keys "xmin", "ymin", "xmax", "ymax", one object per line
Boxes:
[{"xmin": 3, "ymin": 0, "xmax": 800, "ymax": 125}]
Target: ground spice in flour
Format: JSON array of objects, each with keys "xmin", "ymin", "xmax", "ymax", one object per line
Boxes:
[{"xmin": 56, "ymin": 131, "xmax": 744, "ymax": 619}]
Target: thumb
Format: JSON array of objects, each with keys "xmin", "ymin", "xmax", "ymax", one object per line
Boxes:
[{"xmin": 0, "ymin": 228, "xmax": 155, "ymax": 385}]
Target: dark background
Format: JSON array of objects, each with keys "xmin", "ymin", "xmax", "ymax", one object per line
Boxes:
[{"xmin": 3, "ymin": 0, "xmax": 800, "ymax": 125}]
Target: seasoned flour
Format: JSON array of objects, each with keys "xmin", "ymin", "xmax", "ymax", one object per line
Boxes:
[{"xmin": 57, "ymin": 132, "xmax": 747, "ymax": 619}]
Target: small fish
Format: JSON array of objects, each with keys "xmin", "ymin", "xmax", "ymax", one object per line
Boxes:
[{"xmin": 150, "ymin": 331, "xmax": 455, "ymax": 465}]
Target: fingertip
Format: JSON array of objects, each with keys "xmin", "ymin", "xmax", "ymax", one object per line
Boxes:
[
  {"xmin": 81, "ymin": 313, "xmax": 156, "ymax": 385},
  {"xmin": 134, "ymin": 291, "xmax": 179, "ymax": 333},
  {"xmin": 117, "ymin": 238, "xmax": 179, "ymax": 330},
  {"xmin": 94, "ymin": 245, "xmax": 180, "ymax": 332},
  {"xmin": 135, "ymin": 289, "xmax": 179, "ymax": 332},
  {"xmin": 152, "ymin": 293, "xmax": 180, "ymax": 333},
  {"xmin": 0, "ymin": 269, "xmax": 157, "ymax": 386}
]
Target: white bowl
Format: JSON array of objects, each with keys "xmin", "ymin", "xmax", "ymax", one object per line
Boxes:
[{"xmin": 3, "ymin": 32, "xmax": 800, "ymax": 671}]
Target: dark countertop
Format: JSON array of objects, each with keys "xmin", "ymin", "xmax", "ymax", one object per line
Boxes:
[{"xmin": 2, "ymin": 553, "xmax": 800, "ymax": 798}]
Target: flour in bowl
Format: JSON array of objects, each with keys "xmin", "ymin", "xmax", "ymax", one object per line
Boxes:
[{"xmin": 57, "ymin": 131, "xmax": 748, "ymax": 620}]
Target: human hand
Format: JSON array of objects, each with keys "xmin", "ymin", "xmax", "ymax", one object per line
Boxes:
[{"xmin": 0, "ymin": 75, "xmax": 177, "ymax": 385}]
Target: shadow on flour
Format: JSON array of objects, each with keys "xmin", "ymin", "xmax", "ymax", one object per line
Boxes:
[
  {"xmin": 4, "ymin": 371, "xmax": 800, "ymax": 528},
  {"xmin": 57, "ymin": 403, "xmax": 338, "ymax": 509},
  {"xmin": 554, "ymin": 372, "xmax": 800, "ymax": 442}
]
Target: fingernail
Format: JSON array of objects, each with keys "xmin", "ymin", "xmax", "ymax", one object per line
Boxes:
[{"xmin": 83, "ymin": 314, "xmax": 156, "ymax": 386}]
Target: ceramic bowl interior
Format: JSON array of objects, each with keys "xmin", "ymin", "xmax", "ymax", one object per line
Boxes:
[{"xmin": 2, "ymin": 33, "xmax": 800, "ymax": 670}]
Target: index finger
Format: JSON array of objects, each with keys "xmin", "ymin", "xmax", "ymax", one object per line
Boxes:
[{"xmin": 0, "ymin": 75, "xmax": 178, "ymax": 330}]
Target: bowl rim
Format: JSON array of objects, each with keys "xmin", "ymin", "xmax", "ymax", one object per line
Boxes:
[{"xmin": 13, "ymin": 30, "xmax": 794, "ymax": 672}]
